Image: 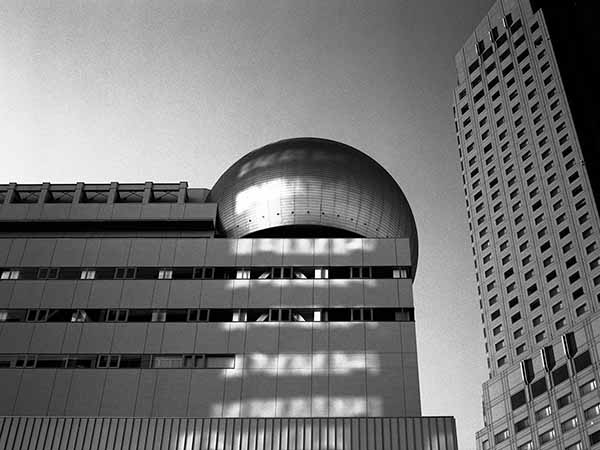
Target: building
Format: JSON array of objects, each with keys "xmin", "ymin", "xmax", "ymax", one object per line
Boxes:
[
  {"xmin": 0, "ymin": 138, "xmax": 457, "ymax": 449},
  {"xmin": 453, "ymin": 1, "xmax": 600, "ymax": 449}
]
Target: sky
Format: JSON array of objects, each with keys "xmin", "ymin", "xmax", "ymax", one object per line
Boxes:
[{"xmin": 1, "ymin": 0, "xmax": 496, "ymax": 447}]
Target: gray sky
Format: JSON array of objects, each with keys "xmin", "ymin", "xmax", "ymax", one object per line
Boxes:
[{"xmin": 0, "ymin": 0, "xmax": 495, "ymax": 447}]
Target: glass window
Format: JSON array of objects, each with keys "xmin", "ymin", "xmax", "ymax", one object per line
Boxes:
[
  {"xmin": 580, "ymin": 379, "xmax": 597, "ymax": 396},
  {"xmin": 538, "ymin": 429, "xmax": 555, "ymax": 444},
  {"xmin": 560, "ymin": 416, "xmax": 578, "ymax": 433},
  {"xmin": 585, "ymin": 404, "xmax": 600, "ymax": 426},
  {"xmin": 535, "ymin": 405, "xmax": 552, "ymax": 420},
  {"xmin": 158, "ymin": 269, "xmax": 173, "ymax": 280}
]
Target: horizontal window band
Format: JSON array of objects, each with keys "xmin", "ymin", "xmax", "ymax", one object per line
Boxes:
[
  {"xmin": 0, "ymin": 220, "xmax": 215, "ymax": 233},
  {"xmin": 0, "ymin": 307, "xmax": 414, "ymax": 323},
  {"xmin": 0, "ymin": 265, "xmax": 412, "ymax": 281},
  {"xmin": 0, "ymin": 353, "xmax": 235, "ymax": 370}
]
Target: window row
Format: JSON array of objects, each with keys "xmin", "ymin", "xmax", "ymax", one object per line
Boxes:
[
  {"xmin": 0, "ymin": 265, "xmax": 411, "ymax": 281},
  {"xmin": 0, "ymin": 353, "xmax": 235, "ymax": 370},
  {"xmin": 511, "ymin": 352, "xmax": 594, "ymax": 411},
  {"xmin": 0, "ymin": 307, "xmax": 415, "ymax": 323},
  {"xmin": 497, "ymin": 379, "xmax": 599, "ymax": 447}
]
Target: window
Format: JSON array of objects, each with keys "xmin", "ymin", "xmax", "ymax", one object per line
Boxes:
[
  {"xmin": 494, "ymin": 429, "xmax": 509, "ymax": 444},
  {"xmin": 557, "ymin": 391, "xmax": 573, "ymax": 409},
  {"xmin": 585, "ymin": 404, "xmax": 600, "ymax": 426},
  {"xmin": 392, "ymin": 267, "xmax": 408, "ymax": 279},
  {"xmin": 575, "ymin": 302, "xmax": 587, "ymax": 317},
  {"xmin": 538, "ymin": 429, "xmax": 555, "ymax": 444},
  {"xmin": 26, "ymin": 309, "xmax": 49, "ymax": 322},
  {"xmin": 315, "ymin": 268, "xmax": 329, "ymax": 279},
  {"xmin": 236, "ymin": 269, "xmax": 250, "ymax": 279},
  {"xmin": 188, "ymin": 309, "xmax": 209, "ymax": 322},
  {"xmin": 115, "ymin": 267, "xmax": 136, "ymax": 279},
  {"xmin": 205, "ymin": 354, "xmax": 235, "ymax": 369},
  {"xmin": 158, "ymin": 269, "xmax": 173, "ymax": 280},
  {"xmin": 106, "ymin": 309, "xmax": 128, "ymax": 322},
  {"xmin": 1, "ymin": 270, "xmax": 20, "ymax": 280},
  {"xmin": 517, "ymin": 442, "xmax": 533, "ymax": 450},
  {"xmin": 80, "ymin": 269, "xmax": 96, "ymax": 280},
  {"xmin": 531, "ymin": 377, "xmax": 547, "ymax": 398},
  {"xmin": 514, "ymin": 416, "xmax": 530, "ymax": 432},
  {"xmin": 71, "ymin": 310, "xmax": 88, "ymax": 322},
  {"xmin": 591, "ymin": 430, "xmax": 600, "ymax": 445},
  {"xmin": 535, "ymin": 405, "xmax": 552, "ymax": 420},
  {"xmin": 38, "ymin": 268, "xmax": 59, "ymax": 279},
  {"xmin": 97, "ymin": 354, "xmax": 120, "ymax": 369},
  {"xmin": 580, "ymin": 379, "xmax": 597, "ymax": 396},
  {"xmin": 152, "ymin": 355, "xmax": 183, "ymax": 368},
  {"xmin": 574, "ymin": 351, "xmax": 592, "ymax": 372},
  {"xmin": 149, "ymin": 310, "xmax": 166, "ymax": 323},
  {"xmin": 513, "ymin": 327, "xmax": 523, "ymax": 338},
  {"xmin": 535, "ymin": 331, "xmax": 545, "ymax": 343}
]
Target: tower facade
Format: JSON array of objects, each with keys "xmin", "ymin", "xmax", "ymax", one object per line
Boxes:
[
  {"xmin": 454, "ymin": 1, "xmax": 600, "ymax": 449},
  {"xmin": 0, "ymin": 138, "xmax": 457, "ymax": 449}
]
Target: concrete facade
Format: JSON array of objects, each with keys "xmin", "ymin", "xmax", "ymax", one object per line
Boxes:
[
  {"xmin": 0, "ymin": 139, "xmax": 457, "ymax": 448},
  {"xmin": 454, "ymin": 1, "xmax": 600, "ymax": 449}
]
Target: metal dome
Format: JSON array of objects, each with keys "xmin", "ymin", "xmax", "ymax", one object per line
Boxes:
[{"xmin": 208, "ymin": 138, "xmax": 418, "ymax": 265}]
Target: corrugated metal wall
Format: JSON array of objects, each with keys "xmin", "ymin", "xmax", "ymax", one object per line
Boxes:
[{"xmin": 0, "ymin": 416, "xmax": 457, "ymax": 450}]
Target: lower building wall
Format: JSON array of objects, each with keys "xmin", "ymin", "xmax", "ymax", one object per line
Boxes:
[{"xmin": 0, "ymin": 416, "xmax": 457, "ymax": 450}]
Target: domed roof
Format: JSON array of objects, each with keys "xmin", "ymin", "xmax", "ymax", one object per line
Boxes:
[{"xmin": 208, "ymin": 138, "xmax": 418, "ymax": 266}]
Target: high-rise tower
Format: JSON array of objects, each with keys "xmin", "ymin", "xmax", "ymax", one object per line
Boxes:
[
  {"xmin": 0, "ymin": 138, "xmax": 457, "ymax": 449},
  {"xmin": 454, "ymin": 1, "xmax": 600, "ymax": 449}
]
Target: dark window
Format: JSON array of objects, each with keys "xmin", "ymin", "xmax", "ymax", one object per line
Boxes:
[
  {"xmin": 136, "ymin": 267, "xmax": 159, "ymax": 279},
  {"xmin": 511, "ymin": 389, "xmax": 527, "ymax": 410},
  {"xmin": 574, "ymin": 351, "xmax": 592, "ymax": 373},
  {"xmin": 514, "ymin": 416, "xmax": 530, "ymax": 432},
  {"xmin": 66, "ymin": 355, "xmax": 96, "ymax": 369},
  {"xmin": 517, "ymin": 49, "xmax": 529, "ymax": 63},
  {"xmin": 531, "ymin": 378, "xmax": 547, "ymax": 398},
  {"xmin": 468, "ymin": 60, "xmax": 479, "ymax": 74},
  {"xmin": 115, "ymin": 267, "xmax": 136, "ymax": 279}
]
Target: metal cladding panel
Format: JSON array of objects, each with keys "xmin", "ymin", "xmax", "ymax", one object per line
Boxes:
[
  {"xmin": 0, "ymin": 416, "xmax": 457, "ymax": 450},
  {"xmin": 208, "ymin": 138, "xmax": 418, "ymax": 268}
]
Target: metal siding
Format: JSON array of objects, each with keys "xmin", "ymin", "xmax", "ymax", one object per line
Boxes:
[
  {"xmin": 64, "ymin": 418, "xmax": 78, "ymax": 450},
  {"xmin": 24, "ymin": 418, "xmax": 40, "ymax": 450},
  {"xmin": 207, "ymin": 139, "xmax": 419, "ymax": 267},
  {"xmin": 143, "ymin": 418, "xmax": 156, "ymax": 450},
  {"xmin": 0, "ymin": 417, "xmax": 457, "ymax": 450},
  {"xmin": 12, "ymin": 416, "xmax": 27, "ymax": 450},
  {"xmin": 1, "ymin": 417, "xmax": 13, "ymax": 450}
]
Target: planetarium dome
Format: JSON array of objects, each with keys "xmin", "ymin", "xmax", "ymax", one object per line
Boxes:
[{"xmin": 208, "ymin": 137, "xmax": 418, "ymax": 265}]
